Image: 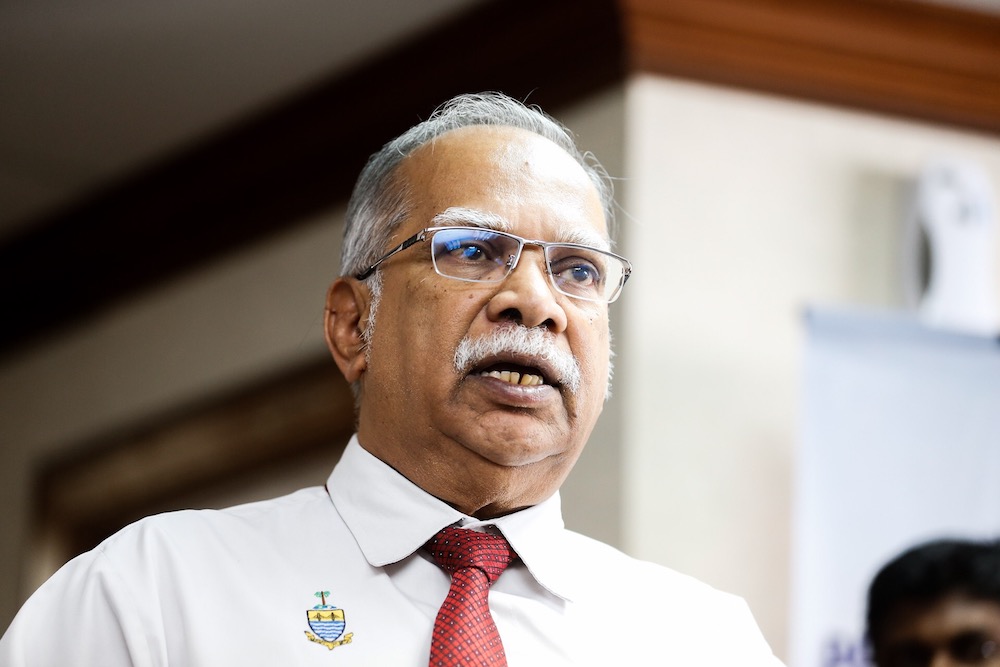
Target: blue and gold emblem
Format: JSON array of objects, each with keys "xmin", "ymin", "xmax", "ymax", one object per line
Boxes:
[{"xmin": 304, "ymin": 591, "xmax": 354, "ymax": 650}]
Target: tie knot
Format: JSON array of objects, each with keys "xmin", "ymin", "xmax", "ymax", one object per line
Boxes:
[{"xmin": 426, "ymin": 526, "xmax": 517, "ymax": 584}]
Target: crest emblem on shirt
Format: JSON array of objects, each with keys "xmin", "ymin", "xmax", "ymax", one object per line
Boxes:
[{"xmin": 304, "ymin": 591, "xmax": 354, "ymax": 650}]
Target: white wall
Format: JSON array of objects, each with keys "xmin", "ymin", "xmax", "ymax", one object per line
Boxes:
[{"xmin": 620, "ymin": 74, "xmax": 1000, "ymax": 660}]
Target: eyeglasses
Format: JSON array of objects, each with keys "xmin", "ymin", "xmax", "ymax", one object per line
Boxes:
[
  {"xmin": 355, "ymin": 226, "xmax": 632, "ymax": 304},
  {"xmin": 881, "ymin": 632, "xmax": 1000, "ymax": 667}
]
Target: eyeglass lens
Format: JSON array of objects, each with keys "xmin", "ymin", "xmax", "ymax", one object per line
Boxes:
[
  {"xmin": 884, "ymin": 632, "xmax": 999, "ymax": 667},
  {"xmin": 428, "ymin": 227, "xmax": 625, "ymax": 302}
]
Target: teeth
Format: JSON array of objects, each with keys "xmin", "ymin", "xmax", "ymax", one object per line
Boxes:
[{"xmin": 481, "ymin": 370, "xmax": 544, "ymax": 386}]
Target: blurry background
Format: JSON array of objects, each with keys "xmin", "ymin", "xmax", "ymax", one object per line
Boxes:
[{"xmin": 2, "ymin": 0, "xmax": 1000, "ymax": 663}]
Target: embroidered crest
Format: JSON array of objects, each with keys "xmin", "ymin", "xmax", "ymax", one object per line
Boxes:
[{"xmin": 304, "ymin": 591, "xmax": 354, "ymax": 650}]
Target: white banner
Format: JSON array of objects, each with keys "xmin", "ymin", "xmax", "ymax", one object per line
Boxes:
[{"xmin": 789, "ymin": 307, "xmax": 1000, "ymax": 667}]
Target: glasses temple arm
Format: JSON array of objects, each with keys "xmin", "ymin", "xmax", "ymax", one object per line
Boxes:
[{"xmin": 354, "ymin": 232, "xmax": 426, "ymax": 280}]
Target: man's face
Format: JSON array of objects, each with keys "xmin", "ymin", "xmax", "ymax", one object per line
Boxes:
[
  {"xmin": 874, "ymin": 594, "xmax": 1000, "ymax": 667},
  {"xmin": 348, "ymin": 125, "xmax": 612, "ymax": 518}
]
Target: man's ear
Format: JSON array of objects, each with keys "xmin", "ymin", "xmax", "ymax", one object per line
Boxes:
[{"xmin": 324, "ymin": 277, "xmax": 371, "ymax": 384}]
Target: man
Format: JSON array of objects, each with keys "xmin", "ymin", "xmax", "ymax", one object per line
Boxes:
[
  {"xmin": 1, "ymin": 92, "xmax": 780, "ymax": 665},
  {"xmin": 866, "ymin": 538, "xmax": 1000, "ymax": 667}
]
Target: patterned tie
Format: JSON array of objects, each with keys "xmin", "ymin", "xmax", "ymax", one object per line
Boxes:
[{"xmin": 426, "ymin": 526, "xmax": 517, "ymax": 667}]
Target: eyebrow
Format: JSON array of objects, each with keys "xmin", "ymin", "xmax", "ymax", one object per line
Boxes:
[
  {"xmin": 431, "ymin": 207, "xmax": 512, "ymax": 232},
  {"xmin": 431, "ymin": 206, "xmax": 611, "ymax": 251},
  {"xmin": 557, "ymin": 226, "xmax": 611, "ymax": 251}
]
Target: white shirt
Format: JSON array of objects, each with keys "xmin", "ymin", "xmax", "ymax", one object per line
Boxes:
[{"xmin": 1, "ymin": 436, "xmax": 783, "ymax": 665}]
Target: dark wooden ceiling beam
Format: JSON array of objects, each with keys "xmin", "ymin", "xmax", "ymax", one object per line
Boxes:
[{"xmin": 622, "ymin": 0, "xmax": 1000, "ymax": 134}]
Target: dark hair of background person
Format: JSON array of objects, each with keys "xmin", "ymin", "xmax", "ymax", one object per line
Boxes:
[{"xmin": 865, "ymin": 537, "xmax": 1000, "ymax": 655}]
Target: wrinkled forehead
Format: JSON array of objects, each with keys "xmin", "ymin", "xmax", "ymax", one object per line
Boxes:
[
  {"xmin": 399, "ymin": 125, "xmax": 609, "ymax": 243},
  {"xmin": 431, "ymin": 206, "xmax": 610, "ymax": 251}
]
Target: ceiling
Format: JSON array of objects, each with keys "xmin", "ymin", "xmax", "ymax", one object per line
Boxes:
[
  {"xmin": 0, "ymin": 0, "xmax": 997, "ymax": 241},
  {"xmin": 0, "ymin": 0, "xmax": 481, "ymax": 241}
]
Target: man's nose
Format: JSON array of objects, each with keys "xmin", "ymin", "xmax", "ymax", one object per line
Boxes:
[{"xmin": 485, "ymin": 247, "xmax": 569, "ymax": 331}]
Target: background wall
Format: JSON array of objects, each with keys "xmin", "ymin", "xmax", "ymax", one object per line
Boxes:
[
  {"xmin": 621, "ymin": 74, "xmax": 1000, "ymax": 658},
  {"xmin": 0, "ymin": 209, "xmax": 342, "ymax": 620}
]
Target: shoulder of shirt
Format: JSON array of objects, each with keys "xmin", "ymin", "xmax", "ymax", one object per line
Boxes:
[
  {"xmin": 555, "ymin": 527, "xmax": 780, "ymax": 662},
  {"xmin": 94, "ymin": 485, "xmax": 330, "ymax": 555},
  {"xmin": 554, "ymin": 527, "xmax": 746, "ymax": 606}
]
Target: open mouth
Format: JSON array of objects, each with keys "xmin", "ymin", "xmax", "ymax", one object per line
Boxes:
[
  {"xmin": 453, "ymin": 327, "xmax": 582, "ymax": 394},
  {"xmin": 478, "ymin": 363, "xmax": 546, "ymax": 387}
]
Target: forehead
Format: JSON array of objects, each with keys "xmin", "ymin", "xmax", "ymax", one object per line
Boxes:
[
  {"xmin": 882, "ymin": 595, "xmax": 1000, "ymax": 643},
  {"xmin": 397, "ymin": 125, "xmax": 608, "ymax": 243}
]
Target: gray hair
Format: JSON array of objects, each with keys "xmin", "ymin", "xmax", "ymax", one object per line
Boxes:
[{"xmin": 340, "ymin": 92, "xmax": 617, "ymax": 282}]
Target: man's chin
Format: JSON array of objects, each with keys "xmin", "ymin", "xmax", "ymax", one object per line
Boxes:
[
  {"xmin": 442, "ymin": 382, "xmax": 587, "ymax": 466},
  {"xmin": 454, "ymin": 424, "xmax": 571, "ymax": 469}
]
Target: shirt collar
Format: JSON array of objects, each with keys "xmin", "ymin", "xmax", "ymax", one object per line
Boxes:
[{"xmin": 326, "ymin": 435, "xmax": 577, "ymax": 601}]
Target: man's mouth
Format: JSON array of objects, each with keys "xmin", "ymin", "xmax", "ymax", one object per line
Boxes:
[
  {"xmin": 478, "ymin": 364, "xmax": 545, "ymax": 386},
  {"xmin": 453, "ymin": 326, "xmax": 582, "ymax": 395}
]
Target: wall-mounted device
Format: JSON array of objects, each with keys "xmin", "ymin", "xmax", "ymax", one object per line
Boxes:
[{"xmin": 902, "ymin": 158, "xmax": 999, "ymax": 337}]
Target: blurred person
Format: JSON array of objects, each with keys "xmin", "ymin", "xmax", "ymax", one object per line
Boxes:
[
  {"xmin": 866, "ymin": 537, "xmax": 1000, "ymax": 667},
  {"xmin": 0, "ymin": 92, "xmax": 781, "ymax": 665}
]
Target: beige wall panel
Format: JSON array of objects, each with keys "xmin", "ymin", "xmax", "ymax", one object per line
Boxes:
[{"xmin": 621, "ymin": 73, "xmax": 1000, "ymax": 660}]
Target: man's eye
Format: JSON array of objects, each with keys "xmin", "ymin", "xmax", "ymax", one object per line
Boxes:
[
  {"xmin": 553, "ymin": 261, "xmax": 601, "ymax": 286},
  {"xmin": 445, "ymin": 241, "xmax": 489, "ymax": 261},
  {"xmin": 460, "ymin": 245, "xmax": 485, "ymax": 261},
  {"xmin": 950, "ymin": 632, "xmax": 998, "ymax": 663}
]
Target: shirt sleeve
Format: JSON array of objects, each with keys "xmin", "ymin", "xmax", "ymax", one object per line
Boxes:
[{"xmin": 0, "ymin": 548, "xmax": 156, "ymax": 667}]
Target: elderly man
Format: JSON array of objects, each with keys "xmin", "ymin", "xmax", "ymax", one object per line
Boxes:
[{"xmin": 1, "ymin": 93, "xmax": 780, "ymax": 665}]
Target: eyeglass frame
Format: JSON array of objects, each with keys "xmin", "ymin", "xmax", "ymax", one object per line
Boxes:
[
  {"xmin": 354, "ymin": 225, "xmax": 632, "ymax": 303},
  {"xmin": 878, "ymin": 631, "xmax": 999, "ymax": 667}
]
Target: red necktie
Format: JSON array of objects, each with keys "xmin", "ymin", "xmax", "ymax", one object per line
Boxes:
[{"xmin": 426, "ymin": 526, "xmax": 517, "ymax": 667}]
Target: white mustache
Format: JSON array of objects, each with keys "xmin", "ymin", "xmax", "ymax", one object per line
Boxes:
[{"xmin": 453, "ymin": 326, "xmax": 582, "ymax": 394}]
